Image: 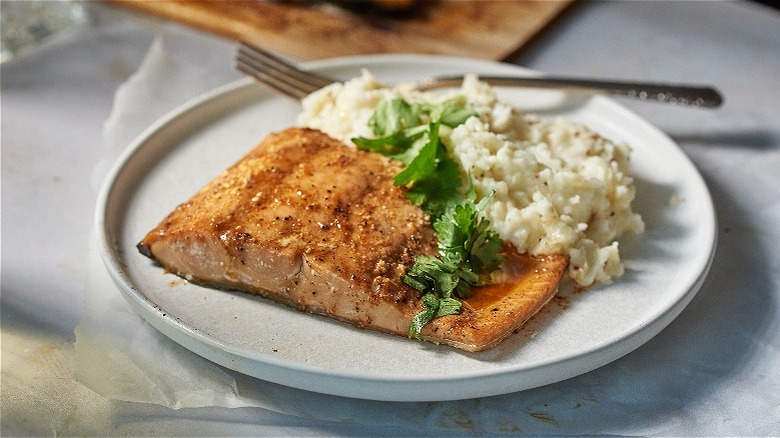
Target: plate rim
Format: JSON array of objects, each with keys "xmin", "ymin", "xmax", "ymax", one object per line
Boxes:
[{"xmin": 94, "ymin": 53, "xmax": 717, "ymax": 401}]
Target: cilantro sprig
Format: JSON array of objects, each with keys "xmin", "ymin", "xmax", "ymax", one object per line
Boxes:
[
  {"xmin": 353, "ymin": 96, "xmax": 505, "ymax": 339},
  {"xmin": 403, "ymin": 194, "xmax": 504, "ymax": 338}
]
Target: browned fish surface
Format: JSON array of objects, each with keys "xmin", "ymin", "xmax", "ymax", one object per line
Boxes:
[{"xmin": 138, "ymin": 127, "xmax": 568, "ymax": 351}]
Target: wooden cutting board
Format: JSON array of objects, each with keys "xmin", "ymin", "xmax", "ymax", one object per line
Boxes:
[{"xmin": 108, "ymin": 0, "xmax": 573, "ymax": 61}]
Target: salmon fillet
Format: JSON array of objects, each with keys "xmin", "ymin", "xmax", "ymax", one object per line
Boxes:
[{"xmin": 138, "ymin": 127, "xmax": 568, "ymax": 351}]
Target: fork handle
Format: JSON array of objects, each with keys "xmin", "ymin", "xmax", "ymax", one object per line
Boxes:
[{"xmin": 417, "ymin": 75, "xmax": 723, "ymax": 108}]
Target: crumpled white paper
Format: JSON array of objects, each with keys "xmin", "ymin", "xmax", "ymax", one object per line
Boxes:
[{"xmin": 74, "ymin": 35, "xmax": 780, "ymax": 436}]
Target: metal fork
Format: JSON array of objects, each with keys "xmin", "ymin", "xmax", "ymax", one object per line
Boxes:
[
  {"xmin": 236, "ymin": 43, "xmax": 331, "ymax": 100},
  {"xmin": 235, "ymin": 42, "xmax": 723, "ymax": 108}
]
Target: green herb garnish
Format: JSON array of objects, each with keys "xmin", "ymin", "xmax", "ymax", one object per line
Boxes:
[{"xmin": 353, "ymin": 96, "xmax": 505, "ymax": 339}]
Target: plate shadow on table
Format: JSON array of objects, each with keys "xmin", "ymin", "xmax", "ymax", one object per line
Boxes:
[
  {"xmin": 513, "ymin": 171, "xmax": 777, "ymax": 431},
  {"xmin": 0, "ymin": 275, "xmax": 82, "ymax": 339},
  {"xmin": 671, "ymin": 129, "xmax": 776, "ymax": 151}
]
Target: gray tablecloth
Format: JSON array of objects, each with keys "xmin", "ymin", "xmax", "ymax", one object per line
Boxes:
[{"xmin": 2, "ymin": 1, "xmax": 778, "ymax": 435}]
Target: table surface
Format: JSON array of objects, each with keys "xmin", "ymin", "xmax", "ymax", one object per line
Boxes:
[{"xmin": 2, "ymin": 1, "xmax": 779, "ymax": 436}]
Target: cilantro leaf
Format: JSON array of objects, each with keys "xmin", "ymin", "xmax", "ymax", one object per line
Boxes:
[
  {"xmin": 466, "ymin": 219, "xmax": 504, "ymax": 276},
  {"xmin": 369, "ymin": 98, "xmax": 423, "ymax": 136},
  {"xmin": 402, "ymin": 255, "xmax": 459, "ymax": 296},
  {"xmin": 439, "ymin": 193, "xmax": 504, "ymax": 279},
  {"xmin": 353, "ymin": 131, "xmax": 410, "ymax": 155},
  {"xmin": 393, "ymin": 122, "xmax": 440, "ymax": 186},
  {"xmin": 353, "ymin": 124, "xmax": 429, "ymax": 160},
  {"xmin": 404, "ymin": 152, "xmax": 462, "ymax": 218},
  {"xmin": 438, "ymin": 97, "xmax": 478, "ymax": 127},
  {"xmin": 408, "ymin": 293, "xmax": 462, "ymax": 340}
]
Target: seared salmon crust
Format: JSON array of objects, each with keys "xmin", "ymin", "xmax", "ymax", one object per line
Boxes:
[{"xmin": 138, "ymin": 127, "xmax": 567, "ymax": 351}]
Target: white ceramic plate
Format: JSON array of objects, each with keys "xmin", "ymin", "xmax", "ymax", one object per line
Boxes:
[{"xmin": 95, "ymin": 55, "xmax": 716, "ymax": 402}]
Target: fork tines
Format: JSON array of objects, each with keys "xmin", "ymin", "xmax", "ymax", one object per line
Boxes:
[{"xmin": 235, "ymin": 43, "xmax": 333, "ymax": 100}]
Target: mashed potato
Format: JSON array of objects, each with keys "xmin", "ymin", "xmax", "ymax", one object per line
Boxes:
[{"xmin": 297, "ymin": 71, "xmax": 644, "ymax": 287}]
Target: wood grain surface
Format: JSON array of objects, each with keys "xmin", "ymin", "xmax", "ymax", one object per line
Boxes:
[{"xmin": 107, "ymin": 0, "xmax": 573, "ymax": 61}]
